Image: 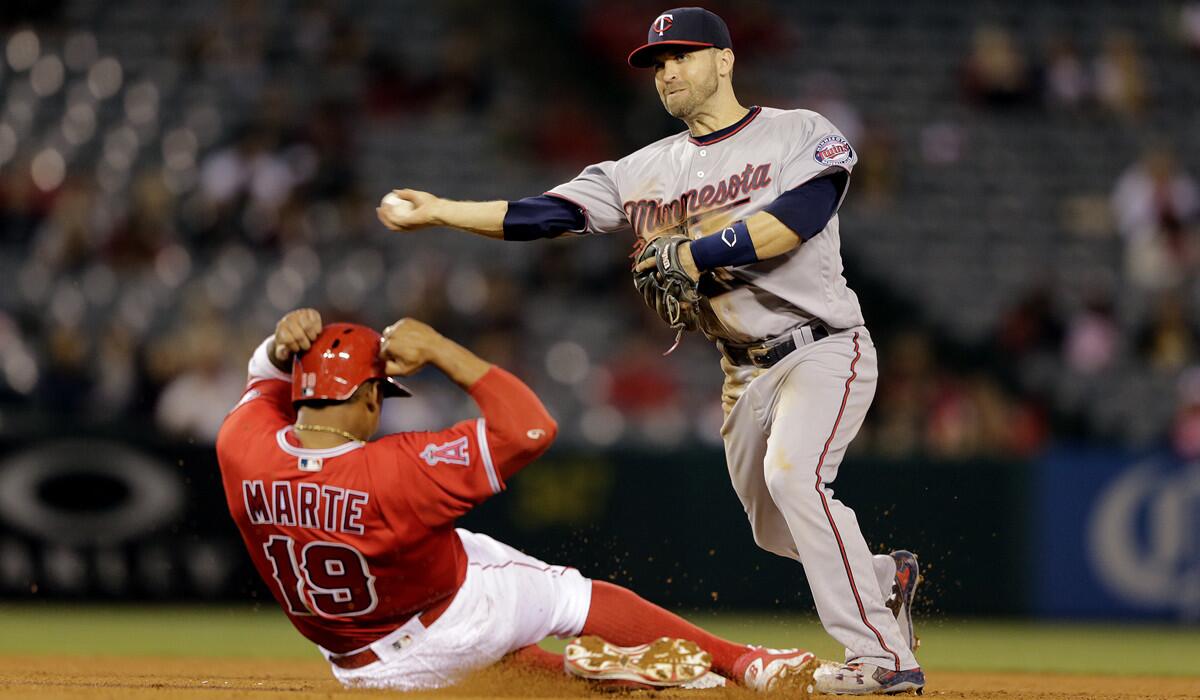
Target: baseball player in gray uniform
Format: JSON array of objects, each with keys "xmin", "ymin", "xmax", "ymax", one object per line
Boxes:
[{"xmin": 378, "ymin": 7, "xmax": 924, "ymax": 695}]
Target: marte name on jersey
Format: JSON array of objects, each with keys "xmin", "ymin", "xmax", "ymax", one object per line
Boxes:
[{"xmin": 242, "ymin": 479, "xmax": 370, "ymax": 535}]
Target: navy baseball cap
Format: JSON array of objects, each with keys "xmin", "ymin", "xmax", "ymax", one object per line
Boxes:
[{"xmin": 627, "ymin": 7, "xmax": 732, "ymax": 68}]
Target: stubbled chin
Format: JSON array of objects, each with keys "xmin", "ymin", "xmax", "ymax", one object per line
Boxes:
[
  {"xmin": 667, "ymin": 101, "xmax": 693, "ymax": 119},
  {"xmin": 665, "ymin": 104, "xmax": 689, "ymax": 118}
]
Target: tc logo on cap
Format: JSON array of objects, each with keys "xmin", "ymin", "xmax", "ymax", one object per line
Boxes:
[
  {"xmin": 652, "ymin": 13, "xmax": 674, "ymax": 36},
  {"xmin": 628, "ymin": 7, "xmax": 731, "ymax": 68}
]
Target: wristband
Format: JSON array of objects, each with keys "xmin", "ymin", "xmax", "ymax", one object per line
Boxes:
[{"xmin": 687, "ymin": 220, "xmax": 757, "ymax": 272}]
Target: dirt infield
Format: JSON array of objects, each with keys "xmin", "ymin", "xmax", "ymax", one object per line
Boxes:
[{"xmin": 0, "ymin": 656, "xmax": 1196, "ymax": 700}]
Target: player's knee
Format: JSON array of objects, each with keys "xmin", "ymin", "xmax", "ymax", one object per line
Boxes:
[
  {"xmin": 763, "ymin": 461, "xmax": 824, "ymax": 503},
  {"xmin": 751, "ymin": 528, "xmax": 790, "ymax": 558},
  {"xmin": 763, "ymin": 460, "xmax": 800, "ymax": 498}
]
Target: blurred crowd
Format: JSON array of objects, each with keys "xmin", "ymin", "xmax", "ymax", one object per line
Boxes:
[
  {"xmin": 964, "ymin": 9, "xmax": 1200, "ymax": 456},
  {"xmin": 961, "ymin": 25, "xmax": 1149, "ymax": 118},
  {"xmin": 1, "ymin": 1, "xmax": 1198, "ymax": 459}
]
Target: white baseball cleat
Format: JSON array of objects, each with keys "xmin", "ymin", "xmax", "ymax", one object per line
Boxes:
[
  {"xmin": 731, "ymin": 646, "xmax": 819, "ymax": 695},
  {"xmin": 563, "ymin": 635, "xmax": 712, "ymax": 687},
  {"xmin": 813, "ymin": 662, "xmax": 926, "ymax": 695}
]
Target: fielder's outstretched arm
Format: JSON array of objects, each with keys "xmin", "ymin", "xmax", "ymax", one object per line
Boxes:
[
  {"xmin": 379, "ymin": 168, "xmax": 842, "ymax": 264},
  {"xmin": 378, "ymin": 188, "xmax": 589, "ymax": 241},
  {"xmin": 377, "ymin": 189, "xmax": 508, "ymax": 238}
]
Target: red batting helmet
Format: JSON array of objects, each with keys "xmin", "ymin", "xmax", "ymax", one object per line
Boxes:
[{"xmin": 291, "ymin": 323, "xmax": 412, "ymax": 403}]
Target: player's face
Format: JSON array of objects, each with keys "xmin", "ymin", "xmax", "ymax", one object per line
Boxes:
[{"xmin": 652, "ymin": 48, "xmax": 720, "ymax": 119}]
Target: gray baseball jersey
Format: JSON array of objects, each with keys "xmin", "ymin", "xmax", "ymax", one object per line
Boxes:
[{"xmin": 548, "ymin": 106, "xmax": 863, "ymax": 343}]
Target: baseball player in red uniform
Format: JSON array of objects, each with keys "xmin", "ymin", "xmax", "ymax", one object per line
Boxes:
[{"xmin": 216, "ymin": 308, "xmax": 825, "ymax": 693}]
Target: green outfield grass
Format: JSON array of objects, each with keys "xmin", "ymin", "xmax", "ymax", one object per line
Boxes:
[{"xmin": 0, "ymin": 605, "xmax": 1197, "ymax": 677}]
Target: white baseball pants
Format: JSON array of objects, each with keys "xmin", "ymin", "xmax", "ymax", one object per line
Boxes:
[{"xmin": 323, "ymin": 529, "xmax": 592, "ymax": 690}]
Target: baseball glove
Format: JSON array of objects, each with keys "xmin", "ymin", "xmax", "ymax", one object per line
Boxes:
[{"xmin": 633, "ymin": 234, "xmax": 701, "ymax": 332}]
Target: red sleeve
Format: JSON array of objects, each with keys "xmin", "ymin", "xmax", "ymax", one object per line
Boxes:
[
  {"xmin": 216, "ymin": 378, "xmax": 294, "ymax": 470},
  {"xmin": 368, "ymin": 367, "xmax": 557, "ymax": 528},
  {"xmin": 466, "ymin": 366, "xmax": 558, "ymax": 480},
  {"xmin": 372, "ymin": 420, "xmax": 499, "ymax": 528},
  {"xmin": 226, "ymin": 378, "xmax": 295, "ymax": 424}
]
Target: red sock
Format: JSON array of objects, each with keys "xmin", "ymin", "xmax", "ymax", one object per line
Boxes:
[
  {"xmin": 582, "ymin": 580, "xmax": 749, "ymax": 679},
  {"xmin": 507, "ymin": 645, "xmax": 563, "ymax": 675}
]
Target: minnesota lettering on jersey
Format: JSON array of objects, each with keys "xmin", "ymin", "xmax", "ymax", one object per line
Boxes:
[
  {"xmin": 624, "ymin": 163, "xmax": 772, "ymax": 237},
  {"xmin": 242, "ymin": 480, "xmax": 369, "ymax": 535}
]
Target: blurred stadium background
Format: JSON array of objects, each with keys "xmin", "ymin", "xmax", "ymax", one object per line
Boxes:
[{"xmin": 0, "ymin": 0, "xmax": 1198, "ymax": 672}]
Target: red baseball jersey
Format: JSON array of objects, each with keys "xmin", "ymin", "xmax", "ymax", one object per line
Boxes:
[{"xmin": 216, "ymin": 349, "xmax": 557, "ymax": 653}]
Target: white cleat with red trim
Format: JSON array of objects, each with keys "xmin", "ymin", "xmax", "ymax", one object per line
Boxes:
[{"xmin": 732, "ymin": 646, "xmax": 820, "ymax": 695}]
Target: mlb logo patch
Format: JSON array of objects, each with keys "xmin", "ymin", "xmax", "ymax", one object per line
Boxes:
[
  {"xmin": 421, "ymin": 437, "xmax": 470, "ymax": 467},
  {"xmin": 298, "ymin": 456, "xmax": 323, "ymax": 472},
  {"xmin": 814, "ymin": 135, "xmax": 854, "ymax": 166}
]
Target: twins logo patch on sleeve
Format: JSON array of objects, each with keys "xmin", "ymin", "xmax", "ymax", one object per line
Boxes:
[
  {"xmin": 814, "ymin": 135, "xmax": 854, "ymax": 166},
  {"xmin": 421, "ymin": 437, "xmax": 471, "ymax": 467}
]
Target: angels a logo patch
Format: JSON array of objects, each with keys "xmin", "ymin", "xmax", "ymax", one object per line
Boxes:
[
  {"xmin": 814, "ymin": 135, "xmax": 854, "ymax": 166},
  {"xmin": 421, "ymin": 437, "xmax": 470, "ymax": 467}
]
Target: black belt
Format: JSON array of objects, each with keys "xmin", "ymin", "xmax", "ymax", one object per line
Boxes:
[{"xmin": 719, "ymin": 324, "xmax": 832, "ymax": 369}]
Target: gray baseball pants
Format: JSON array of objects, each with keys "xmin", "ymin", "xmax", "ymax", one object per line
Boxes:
[{"xmin": 721, "ymin": 326, "xmax": 918, "ymax": 671}]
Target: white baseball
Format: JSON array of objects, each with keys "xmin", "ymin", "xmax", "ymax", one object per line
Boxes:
[{"xmin": 381, "ymin": 192, "xmax": 414, "ymax": 216}]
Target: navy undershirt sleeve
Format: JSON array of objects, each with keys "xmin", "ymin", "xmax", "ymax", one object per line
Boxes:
[
  {"xmin": 761, "ymin": 172, "xmax": 847, "ymax": 241},
  {"xmin": 503, "ymin": 195, "xmax": 586, "ymax": 241}
]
